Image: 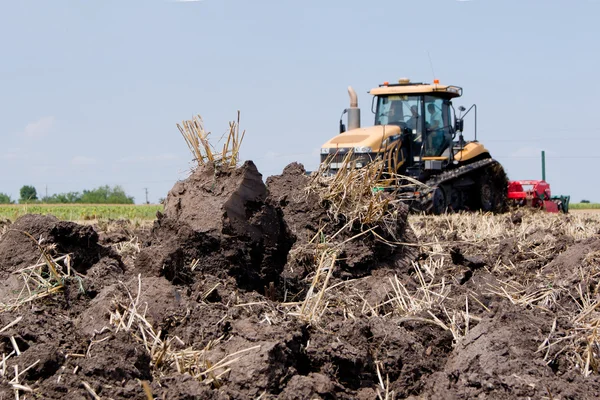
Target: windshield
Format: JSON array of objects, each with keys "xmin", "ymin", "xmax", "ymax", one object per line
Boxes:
[
  {"xmin": 374, "ymin": 94, "xmax": 455, "ymax": 158},
  {"xmin": 374, "ymin": 95, "xmax": 423, "ymax": 128}
]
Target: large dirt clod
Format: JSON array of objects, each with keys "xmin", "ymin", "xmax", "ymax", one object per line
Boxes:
[
  {"xmin": 136, "ymin": 161, "xmax": 293, "ymax": 292},
  {"xmin": 425, "ymin": 306, "xmax": 600, "ymax": 399},
  {"xmin": 164, "ymin": 161, "xmax": 267, "ymax": 238},
  {"xmin": 267, "ymin": 162, "xmax": 417, "ymax": 294}
]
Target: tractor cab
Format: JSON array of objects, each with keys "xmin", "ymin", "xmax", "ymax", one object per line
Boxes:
[{"xmin": 370, "ymin": 79, "xmax": 462, "ymax": 165}]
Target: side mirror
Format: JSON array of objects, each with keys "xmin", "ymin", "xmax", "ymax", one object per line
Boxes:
[
  {"xmin": 339, "ymin": 108, "xmax": 348, "ymax": 133},
  {"xmin": 455, "ymin": 119, "xmax": 464, "ymax": 132}
]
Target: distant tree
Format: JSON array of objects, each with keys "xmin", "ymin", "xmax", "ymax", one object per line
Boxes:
[
  {"xmin": 581, "ymin": 199, "xmax": 591, "ymax": 204},
  {"xmin": 80, "ymin": 185, "xmax": 134, "ymax": 204},
  {"xmin": 0, "ymin": 193, "xmax": 14, "ymax": 204},
  {"xmin": 42, "ymin": 192, "xmax": 82, "ymax": 204},
  {"xmin": 19, "ymin": 185, "xmax": 38, "ymax": 203}
]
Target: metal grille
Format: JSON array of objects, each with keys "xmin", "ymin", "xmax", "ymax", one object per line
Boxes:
[{"xmin": 320, "ymin": 153, "xmax": 377, "ymax": 168}]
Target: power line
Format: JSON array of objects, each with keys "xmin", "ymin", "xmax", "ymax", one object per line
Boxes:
[
  {"xmin": 497, "ymin": 155, "xmax": 600, "ymax": 159},
  {"xmin": 486, "ymin": 138, "xmax": 600, "ymax": 142}
]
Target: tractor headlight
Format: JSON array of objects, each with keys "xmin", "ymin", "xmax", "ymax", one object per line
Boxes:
[
  {"xmin": 353, "ymin": 146, "xmax": 372, "ymax": 153},
  {"xmin": 321, "ymin": 148, "xmax": 330, "ymax": 154}
]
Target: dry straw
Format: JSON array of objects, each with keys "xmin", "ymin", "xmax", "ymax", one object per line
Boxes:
[
  {"xmin": 285, "ymin": 152, "xmax": 430, "ymax": 324},
  {"xmin": 114, "ymin": 236, "xmax": 141, "ymax": 258},
  {"xmin": 309, "ymin": 151, "xmax": 425, "ymax": 238},
  {"xmin": 109, "ymin": 275, "xmax": 260, "ymax": 387},
  {"xmin": 289, "ymin": 249, "xmax": 338, "ymax": 322},
  {"xmin": 375, "ymin": 361, "xmax": 395, "ymax": 400},
  {"xmin": 0, "ymin": 317, "xmax": 43, "ymax": 399},
  {"xmin": 177, "ymin": 111, "xmax": 245, "ymax": 169},
  {"xmin": 0, "ymin": 231, "xmax": 80, "ymax": 312}
]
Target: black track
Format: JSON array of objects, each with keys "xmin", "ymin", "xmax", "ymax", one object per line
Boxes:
[{"xmin": 398, "ymin": 158, "xmax": 508, "ymax": 214}]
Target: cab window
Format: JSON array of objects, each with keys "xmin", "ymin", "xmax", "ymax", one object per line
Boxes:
[
  {"xmin": 375, "ymin": 95, "xmax": 422, "ymax": 130},
  {"xmin": 424, "ymin": 96, "xmax": 452, "ymax": 156}
]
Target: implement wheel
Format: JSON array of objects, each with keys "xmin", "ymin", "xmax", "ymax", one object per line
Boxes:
[
  {"xmin": 479, "ymin": 180, "xmax": 494, "ymax": 212},
  {"xmin": 474, "ymin": 161, "xmax": 508, "ymax": 213},
  {"xmin": 431, "ymin": 186, "xmax": 447, "ymax": 215}
]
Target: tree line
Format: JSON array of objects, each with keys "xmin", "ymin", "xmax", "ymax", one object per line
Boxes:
[{"xmin": 0, "ymin": 185, "xmax": 134, "ymax": 204}]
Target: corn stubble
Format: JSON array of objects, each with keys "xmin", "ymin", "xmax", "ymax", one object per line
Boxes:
[
  {"xmin": 412, "ymin": 210, "xmax": 600, "ymax": 377},
  {"xmin": 177, "ymin": 111, "xmax": 245, "ymax": 170}
]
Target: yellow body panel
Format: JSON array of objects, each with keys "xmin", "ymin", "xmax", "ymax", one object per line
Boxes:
[
  {"xmin": 454, "ymin": 142, "xmax": 489, "ymax": 162},
  {"xmin": 321, "ymin": 125, "xmax": 401, "ymax": 152}
]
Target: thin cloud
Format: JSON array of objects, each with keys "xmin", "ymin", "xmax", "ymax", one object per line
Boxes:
[
  {"xmin": 0, "ymin": 149, "xmax": 21, "ymax": 161},
  {"xmin": 22, "ymin": 116, "xmax": 55, "ymax": 139},
  {"xmin": 117, "ymin": 153, "xmax": 179, "ymax": 164},
  {"xmin": 510, "ymin": 147, "xmax": 556, "ymax": 158},
  {"xmin": 264, "ymin": 151, "xmax": 281, "ymax": 160},
  {"xmin": 71, "ymin": 156, "xmax": 97, "ymax": 166}
]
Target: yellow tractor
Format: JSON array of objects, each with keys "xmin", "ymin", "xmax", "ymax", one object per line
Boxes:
[{"xmin": 320, "ymin": 78, "xmax": 507, "ymax": 214}]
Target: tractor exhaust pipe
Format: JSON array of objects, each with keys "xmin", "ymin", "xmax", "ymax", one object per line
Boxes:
[{"xmin": 347, "ymin": 86, "xmax": 361, "ymax": 130}]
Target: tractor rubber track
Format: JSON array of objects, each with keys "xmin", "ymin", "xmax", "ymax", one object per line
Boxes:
[
  {"xmin": 399, "ymin": 158, "xmax": 506, "ymax": 213},
  {"xmin": 426, "ymin": 158, "xmax": 496, "ymax": 189}
]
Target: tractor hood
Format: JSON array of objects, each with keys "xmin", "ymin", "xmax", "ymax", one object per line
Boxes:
[{"xmin": 321, "ymin": 125, "xmax": 401, "ymax": 153}]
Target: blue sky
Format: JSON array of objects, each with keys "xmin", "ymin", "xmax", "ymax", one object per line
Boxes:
[{"xmin": 1, "ymin": 0, "xmax": 599, "ymax": 203}]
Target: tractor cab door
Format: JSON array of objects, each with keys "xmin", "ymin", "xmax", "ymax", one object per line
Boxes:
[
  {"xmin": 374, "ymin": 95, "xmax": 424, "ymax": 165},
  {"xmin": 422, "ymin": 96, "xmax": 452, "ymax": 157}
]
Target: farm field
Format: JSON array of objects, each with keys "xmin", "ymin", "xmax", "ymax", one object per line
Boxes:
[
  {"xmin": 570, "ymin": 203, "xmax": 600, "ymax": 210},
  {"xmin": 0, "ymin": 203, "xmax": 595, "ymax": 222},
  {"xmin": 1, "ymin": 163, "xmax": 600, "ymax": 399},
  {"xmin": 571, "ymin": 208, "xmax": 600, "ymax": 214},
  {"xmin": 0, "ymin": 204, "xmax": 163, "ymax": 222}
]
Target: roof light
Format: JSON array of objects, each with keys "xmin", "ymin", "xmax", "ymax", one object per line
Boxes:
[
  {"xmin": 433, "ymin": 79, "xmax": 440, "ymax": 84},
  {"xmin": 399, "ymin": 78, "xmax": 410, "ymax": 84},
  {"xmin": 383, "ymin": 81, "xmax": 389, "ymax": 86}
]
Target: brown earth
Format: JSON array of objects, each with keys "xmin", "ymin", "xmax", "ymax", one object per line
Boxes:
[{"xmin": 1, "ymin": 164, "xmax": 600, "ymax": 399}]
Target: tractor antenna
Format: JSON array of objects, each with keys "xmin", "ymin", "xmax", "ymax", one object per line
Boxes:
[{"xmin": 427, "ymin": 51, "xmax": 437, "ymax": 82}]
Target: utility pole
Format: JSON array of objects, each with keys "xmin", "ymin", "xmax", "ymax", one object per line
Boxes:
[
  {"xmin": 45, "ymin": 185, "xmax": 48, "ymax": 199},
  {"xmin": 144, "ymin": 188, "xmax": 149, "ymax": 204}
]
